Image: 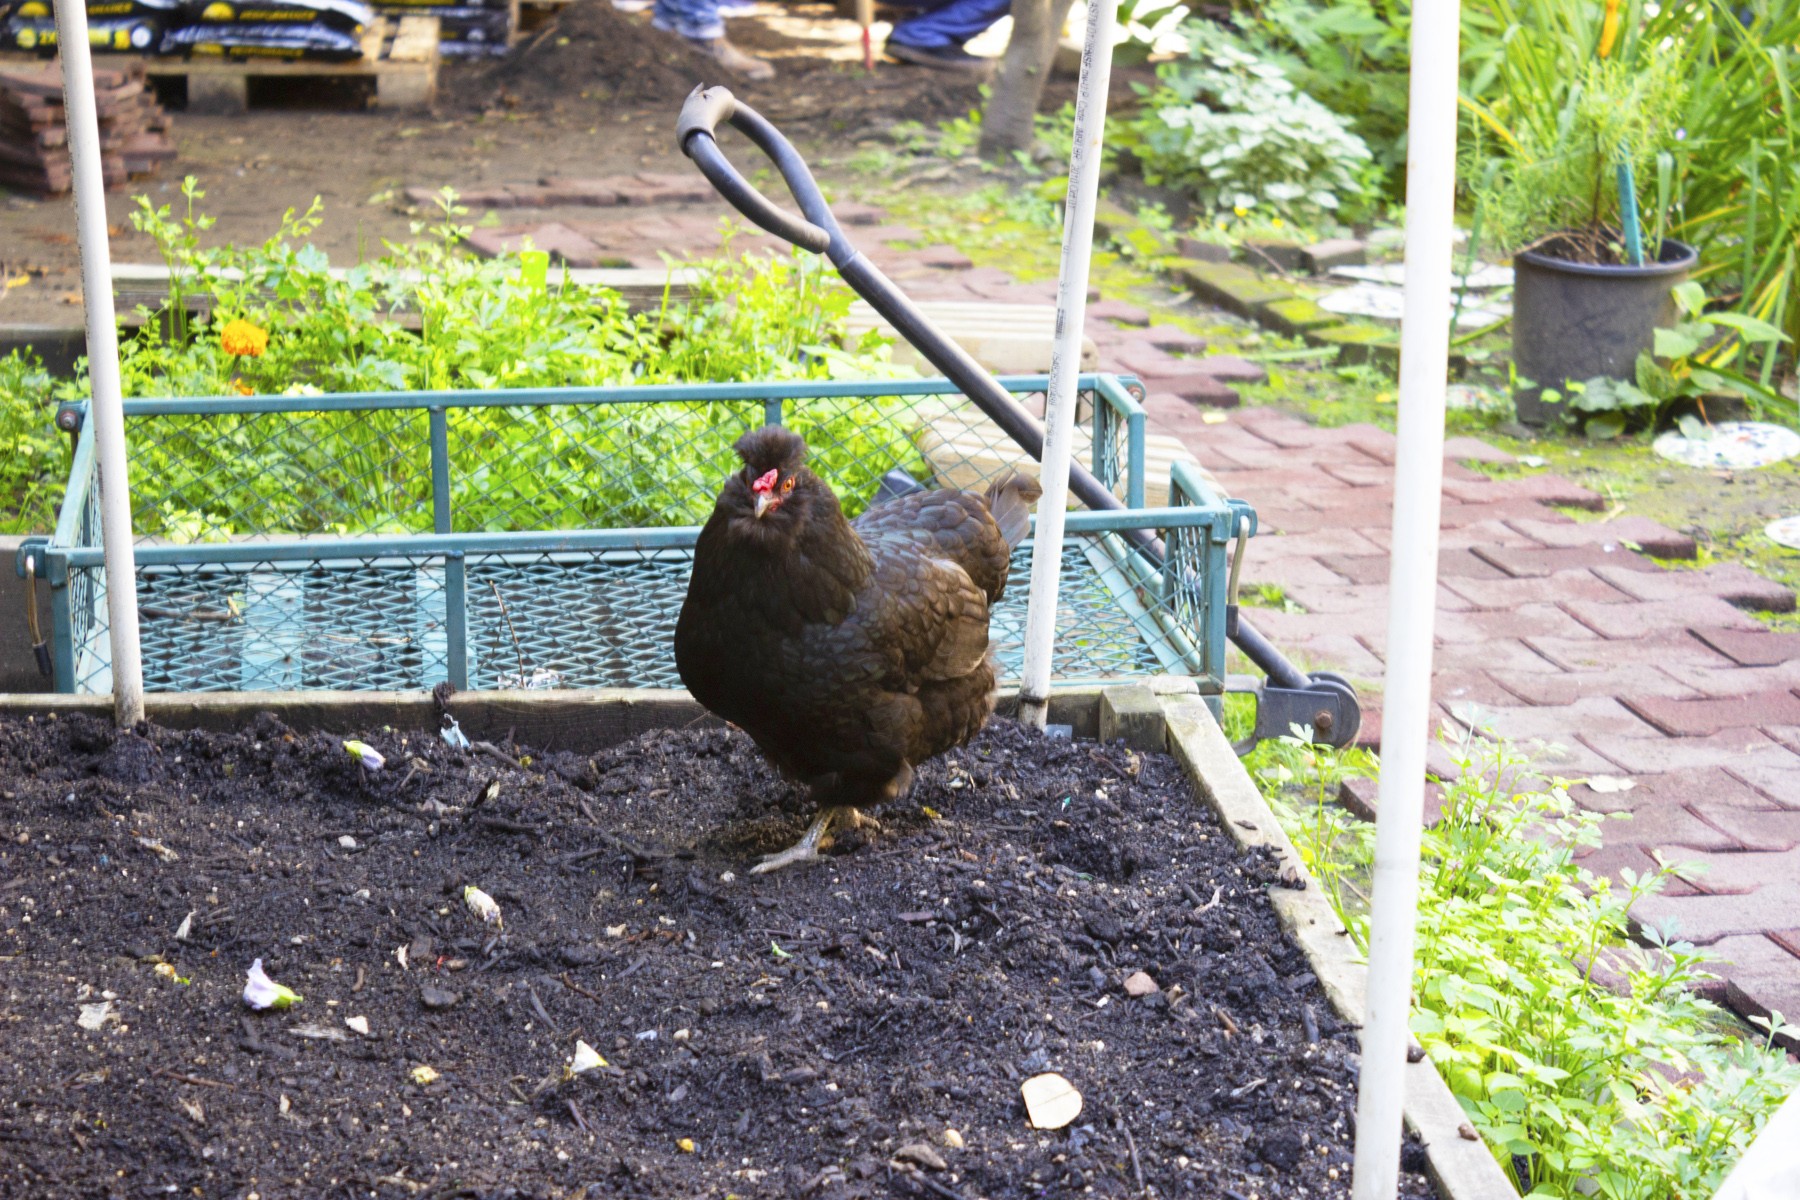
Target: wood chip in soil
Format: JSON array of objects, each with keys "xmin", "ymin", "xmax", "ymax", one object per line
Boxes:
[{"xmin": 0, "ymin": 711, "xmax": 1436, "ymax": 1197}]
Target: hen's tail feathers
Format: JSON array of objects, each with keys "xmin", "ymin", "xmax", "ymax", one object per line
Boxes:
[{"xmin": 984, "ymin": 473, "xmax": 1043, "ymax": 551}]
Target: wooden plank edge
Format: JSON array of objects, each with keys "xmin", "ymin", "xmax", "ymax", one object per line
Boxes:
[
  {"xmin": 1157, "ymin": 694, "xmax": 1522, "ymax": 1200},
  {"xmin": 0, "ymin": 683, "xmax": 1108, "ymax": 754}
]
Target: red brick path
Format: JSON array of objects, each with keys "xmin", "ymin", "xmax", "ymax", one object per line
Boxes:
[{"xmin": 863, "ymin": 223, "xmax": 1800, "ymax": 1039}]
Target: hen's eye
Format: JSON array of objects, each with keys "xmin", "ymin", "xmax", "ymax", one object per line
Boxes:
[{"xmin": 782, "ymin": 477, "xmax": 795, "ymax": 494}]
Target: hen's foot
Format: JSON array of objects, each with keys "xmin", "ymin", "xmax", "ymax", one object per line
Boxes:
[{"xmin": 749, "ymin": 806, "xmax": 879, "ymax": 875}]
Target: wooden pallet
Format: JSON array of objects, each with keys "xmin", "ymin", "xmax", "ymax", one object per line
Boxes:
[
  {"xmin": 844, "ymin": 300, "xmax": 1099, "ymax": 375},
  {"xmin": 1, "ymin": 16, "xmax": 440, "ymax": 114},
  {"xmin": 911, "ymin": 400, "xmax": 1223, "ymax": 510},
  {"xmin": 167, "ymin": 16, "xmax": 437, "ymax": 113}
]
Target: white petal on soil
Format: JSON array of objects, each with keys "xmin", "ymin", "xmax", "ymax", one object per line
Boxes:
[
  {"xmin": 1587, "ymin": 775, "xmax": 1637, "ymax": 795},
  {"xmin": 1020, "ymin": 1072, "xmax": 1083, "ymax": 1130},
  {"xmin": 345, "ymin": 1015, "xmax": 371, "ymax": 1036},
  {"xmin": 77, "ymin": 1000, "xmax": 114, "ymax": 1031},
  {"xmin": 343, "ymin": 740, "xmax": 386, "ymax": 771},
  {"xmin": 174, "ymin": 911, "xmax": 194, "ymax": 940},
  {"xmin": 242, "ymin": 958, "xmax": 302, "ymax": 1010},
  {"xmin": 463, "ymin": 886, "xmax": 503, "ymax": 929},
  {"xmin": 441, "ymin": 717, "xmax": 471, "ymax": 750},
  {"xmin": 570, "ymin": 1040, "xmax": 607, "ymax": 1075}
]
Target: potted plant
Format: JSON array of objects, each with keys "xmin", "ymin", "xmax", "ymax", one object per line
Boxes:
[{"xmin": 1475, "ymin": 50, "xmax": 1697, "ymax": 427}]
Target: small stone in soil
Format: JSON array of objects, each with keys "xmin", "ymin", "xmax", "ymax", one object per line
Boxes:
[
  {"xmin": 420, "ymin": 985, "xmax": 461, "ymax": 1010},
  {"xmin": 1123, "ymin": 970, "xmax": 1159, "ymax": 997},
  {"xmin": 895, "ymin": 1142, "xmax": 948, "ymax": 1171}
]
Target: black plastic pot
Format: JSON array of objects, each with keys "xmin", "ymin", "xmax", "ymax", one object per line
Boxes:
[{"xmin": 1511, "ymin": 235, "xmax": 1699, "ymax": 426}]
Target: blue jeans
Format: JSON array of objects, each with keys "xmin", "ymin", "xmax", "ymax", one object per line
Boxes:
[
  {"xmin": 886, "ymin": 0, "xmax": 1010, "ymax": 49},
  {"xmin": 652, "ymin": 0, "xmax": 721, "ymax": 42}
]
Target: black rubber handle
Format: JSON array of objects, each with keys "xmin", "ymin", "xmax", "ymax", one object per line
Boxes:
[{"xmin": 677, "ymin": 85, "xmax": 834, "ymax": 255}]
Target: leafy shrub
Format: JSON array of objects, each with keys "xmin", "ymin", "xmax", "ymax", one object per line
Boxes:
[
  {"xmin": 1234, "ymin": 0, "xmax": 1410, "ymax": 194},
  {"xmin": 1532, "ymin": 281, "xmax": 1791, "ymax": 437},
  {"xmin": 0, "ymin": 351, "xmax": 63, "ymax": 536},
  {"xmin": 1471, "ymin": 50, "xmax": 1686, "ymax": 261},
  {"xmin": 1255, "ymin": 728, "xmax": 1800, "ymax": 1199},
  {"xmin": 1121, "ymin": 33, "xmax": 1375, "ymax": 221},
  {"xmin": 6, "ymin": 181, "xmax": 925, "ymax": 538}
]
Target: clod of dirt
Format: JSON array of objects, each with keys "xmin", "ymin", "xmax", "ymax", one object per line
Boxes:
[
  {"xmin": 0, "ymin": 714, "xmax": 1438, "ymax": 1198},
  {"xmin": 420, "ymin": 983, "xmax": 462, "ymax": 1010},
  {"xmin": 1258, "ymin": 1128, "xmax": 1305, "ymax": 1172}
]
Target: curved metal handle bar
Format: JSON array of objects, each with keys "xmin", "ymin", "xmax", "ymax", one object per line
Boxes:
[
  {"xmin": 674, "ymin": 85, "xmax": 1321, "ymax": 700},
  {"xmin": 677, "ymin": 85, "xmax": 838, "ymax": 257}
]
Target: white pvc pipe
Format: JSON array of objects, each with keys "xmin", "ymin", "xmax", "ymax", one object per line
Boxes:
[
  {"xmin": 1016, "ymin": 0, "xmax": 1117, "ymax": 730},
  {"xmin": 1349, "ymin": 1, "xmax": 1462, "ymax": 1198},
  {"xmin": 52, "ymin": 0, "xmax": 145, "ymax": 727}
]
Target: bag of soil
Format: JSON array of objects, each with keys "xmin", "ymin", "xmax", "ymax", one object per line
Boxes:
[
  {"xmin": 8, "ymin": 0, "xmax": 180, "ymax": 17},
  {"xmin": 438, "ymin": 36, "xmax": 506, "ymax": 57},
  {"xmin": 183, "ymin": 0, "xmax": 372, "ymax": 33},
  {"xmin": 438, "ymin": 7, "xmax": 508, "ymax": 41},
  {"xmin": 373, "ymin": 0, "xmax": 508, "ymax": 11},
  {"xmin": 4, "ymin": 13, "xmax": 164, "ymax": 51},
  {"xmin": 160, "ymin": 19, "xmax": 365, "ymax": 58}
]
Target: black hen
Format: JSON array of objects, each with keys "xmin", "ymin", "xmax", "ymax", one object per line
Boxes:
[{"xmin": 674, "ymin": 425, "xmax": 1041, "ymax": 872}]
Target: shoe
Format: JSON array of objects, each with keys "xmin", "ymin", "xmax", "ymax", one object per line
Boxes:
[
  {"xmin": 717, "ymin": 0, "xmax": 757, "ymax": 15},
  {"xmin": 885, "ymin": 41, "xmax": 994, "ymax": 73},
  {"xmin": 686, "ymin": 34, "xmax": 776, "ymax": 79}
]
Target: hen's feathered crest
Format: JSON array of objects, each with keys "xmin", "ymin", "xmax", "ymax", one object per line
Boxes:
[{"xmin": 734, "ymin": 426, "xmax": 807, "ymax": 476}]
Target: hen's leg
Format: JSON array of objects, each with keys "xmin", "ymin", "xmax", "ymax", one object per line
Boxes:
[{"xmin": 750, "ymin": 806, "xmax": 851, "ymax": 875}]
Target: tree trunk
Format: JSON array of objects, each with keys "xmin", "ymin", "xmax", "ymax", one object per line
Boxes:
[{"xmin": 978, "ymin": 0, "xmax": 1078, "ymax": 159}]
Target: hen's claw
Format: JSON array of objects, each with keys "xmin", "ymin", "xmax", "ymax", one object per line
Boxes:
[{"xmin": 748, "ymin": 806, "xmax": 879, "ymax": 875}]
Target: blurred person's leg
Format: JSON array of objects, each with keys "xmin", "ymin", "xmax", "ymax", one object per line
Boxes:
[{"xmin": 652, "ymin": 0, "xmax": 775, "ymax": 77}]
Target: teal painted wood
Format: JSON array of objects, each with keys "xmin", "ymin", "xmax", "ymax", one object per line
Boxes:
[{"xmin": 79, "ymin": 374, "xmax": 1136, "ymax": 418}]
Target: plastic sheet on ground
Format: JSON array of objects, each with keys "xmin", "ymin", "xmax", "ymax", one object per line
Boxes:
[
  {"xmin": 1765, "ymin": 514, "xmax": 1800, "ymax": 550},
  {"xmin": 1652, "ymin": 422, "xmax": 1800, "ymax": 470}
]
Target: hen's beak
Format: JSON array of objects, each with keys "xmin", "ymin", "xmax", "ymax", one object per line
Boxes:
[{"xmin": 754, "ymin": 492, "xmax": 775, "ymax": 519}]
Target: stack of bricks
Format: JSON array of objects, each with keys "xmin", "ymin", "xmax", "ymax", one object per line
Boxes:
[{"xmin": 0, "ymin": 62, "xmax": 174, "ymax": 196}]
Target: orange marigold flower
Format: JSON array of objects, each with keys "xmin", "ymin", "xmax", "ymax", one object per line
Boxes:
[
  {"xmin": 220, "ymin": 318, "xmax": 268, "ymax": 358},
  {"xmin": 233, "ymin": 380, "xmax": 255, "ymax": 396},
  {"xmin": 1597, "ymin": 0, "xmax": 1622, "ymax": 58}
]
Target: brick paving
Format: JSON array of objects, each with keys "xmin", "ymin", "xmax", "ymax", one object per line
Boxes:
[
  {"xmin": 488, "ymin": 190, "xmax": 1800, "ymax": 1042},
  {"xmin": 855, "ymin": 218, "xmax": 1800, "ymax": 1040}
]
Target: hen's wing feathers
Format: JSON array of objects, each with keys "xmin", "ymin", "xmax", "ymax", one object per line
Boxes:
[{"xmin": 853, "ymin": 488, "xmax": 1014, "ymax": 602}]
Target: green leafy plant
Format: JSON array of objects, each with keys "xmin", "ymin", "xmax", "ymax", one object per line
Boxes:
[
  {"xmin": 1121, "ymin": 32, "xmax": 1376, "ymax": 221},
  {"xmin": 0, "ymin": 351, "xmax": 63, "ymax": 536},
  {"xmin": 1255, "ymin": 727, "xmax": 1800, "ymax": 1199},
  {"xmin": 1234, "ymin": 0, "xmax": 1411, "ymax": 195},
  {"xmin": 1536, "ymin": 281, "xmax": 1790, "ymax": 436},
  {"xmin": 1470, "ymin": 49, "xmax": 1686, "ymax": 263},
  {"xmin": 6, "ymin": 183, "xmax": 927, "ymax": 540}
]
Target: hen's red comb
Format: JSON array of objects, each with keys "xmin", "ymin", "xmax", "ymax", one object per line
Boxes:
[{"xmin": 751, "ymin": 469, "xmax": 779, "ymax": 494}]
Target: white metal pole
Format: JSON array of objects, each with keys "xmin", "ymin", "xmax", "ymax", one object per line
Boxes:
[
  {"xmin": 51, "ymin": 0, "xmax": 145, "ymax": 727},
  {"xmin": 1350, "ymin": 1, "xmax": 1462, "ymax": 1196},
  {"xmin": 1016, "ymin": 0, "xmax": 1117, "ymax": 730}
]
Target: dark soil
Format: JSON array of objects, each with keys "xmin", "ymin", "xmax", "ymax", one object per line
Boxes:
[
  {"xmin": 0, "ymin": 711, "xmax": 1434, "ymax": 1199},
  {"xmin": 461, "ymin": 1, "xmax": 989, "ymax": 128},
  {"xmin": 473, "ymin": 1, "xmax": 724, "ymax": 111}
]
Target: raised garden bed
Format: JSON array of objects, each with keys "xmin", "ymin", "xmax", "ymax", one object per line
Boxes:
[{"xmin": 0, "ymin": 689, "xmax": 1471, "ymax": 1199}]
